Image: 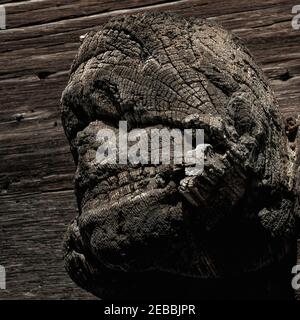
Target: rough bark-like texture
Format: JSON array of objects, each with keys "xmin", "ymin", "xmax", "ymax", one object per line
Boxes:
[
  {"xmin": 1, "ymin": 0, "xmax": 300, "ymax": 300},
  {"xmin": 61, "ymin": 13, "xmax": 300, "ymax": 299}
]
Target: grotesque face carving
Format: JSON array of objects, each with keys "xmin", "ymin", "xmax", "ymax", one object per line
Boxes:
[{"xmin": 61, "ymin": 13, "xmax": 298, "ymax": 298}]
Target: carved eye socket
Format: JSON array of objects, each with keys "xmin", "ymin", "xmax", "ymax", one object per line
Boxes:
[
  {"xmin": 230, "ymin": 93, "xmax": 258, "ymax": 136},
  {"xmin": 234, "ymin": 111, "xmax": 255, "ymax": 136}
]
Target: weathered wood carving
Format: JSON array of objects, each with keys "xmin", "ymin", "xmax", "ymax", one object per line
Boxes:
[{"xmin": 61, "ymin": 13, "xmax": 299, "ymax": 299}]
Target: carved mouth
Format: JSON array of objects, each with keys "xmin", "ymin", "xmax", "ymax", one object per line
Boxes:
[
  {"xmin": 73, "ymin": 121, "xmax": 187, "ymax": 270},
  {"xmin": 69, "ymin": 116, "xmax": 246, "ymax": 274}
]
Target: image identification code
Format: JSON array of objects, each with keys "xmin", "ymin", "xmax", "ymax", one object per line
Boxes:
[{"xmin": 104, "ymin": 304, "xmax": 196, "ymax": 317}]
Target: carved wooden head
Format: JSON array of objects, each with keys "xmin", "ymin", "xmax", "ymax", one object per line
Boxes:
[{"xmin": 61, "ymin": 13, "xmax": 299, "ymax": 298}]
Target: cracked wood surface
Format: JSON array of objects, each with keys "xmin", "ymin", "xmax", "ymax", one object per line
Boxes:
[{"xmin": 0, "ymin": 0, "xmax": 300, "ymax": 299}]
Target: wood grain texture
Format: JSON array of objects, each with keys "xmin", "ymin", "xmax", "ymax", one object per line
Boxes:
[{"xmin": 0, "ymin": 0, "xmax": 299, "ymax": 299}]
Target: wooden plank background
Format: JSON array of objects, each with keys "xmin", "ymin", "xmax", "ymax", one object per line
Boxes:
[{"xmin": 0, "ymin": 0, "xmax": 300, "ymax": 299}]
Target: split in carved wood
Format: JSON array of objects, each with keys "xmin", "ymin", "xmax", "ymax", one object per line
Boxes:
[{"xmin": 61, "ymin": 13, "xmax": 300, "ymax": 299}]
